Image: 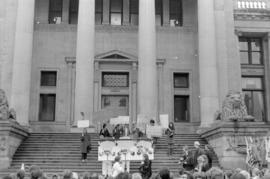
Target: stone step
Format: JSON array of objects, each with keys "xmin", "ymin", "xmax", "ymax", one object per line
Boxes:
[{"xmin": 0, "ymin": 133, "xmax": 219, "ymax": 177}]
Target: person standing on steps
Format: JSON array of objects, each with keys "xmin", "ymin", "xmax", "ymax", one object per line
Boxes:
[
  {"xmin": 99, "ymin": 123, "xmax": 111, "ymax": 138},
  {"xmin": 165, "ymin": 122, "xmax": 175, "ymax": 156},
  {"xmin": 139, "ymin": 154, "xmax": 152, "ymax": 179},
  {"xmin": 80, "ymin": 128, "xmax": 91, "ymax": 162}
]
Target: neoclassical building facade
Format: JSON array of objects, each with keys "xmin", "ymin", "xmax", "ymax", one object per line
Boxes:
[{"xmin": 0, "ymin": 0, "xmax": 270, "ymax": 133}]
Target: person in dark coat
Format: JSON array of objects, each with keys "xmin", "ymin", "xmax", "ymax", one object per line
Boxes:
[
  {"xmin": 179, "ymin": 145, "xmax": 194, "ymax": 171},
  {"xmin": 165, "ymin": 122, "xmax": 175, "ymax": 155},
  {"xmin": 81, "ymin": 128, "xmax": 91, "ymax": 162},
  {"xmin": 113, "ymin": 124, "xmax": 122, "ymax": 140},
  {"xmin": 204, "ymin": 145, "xmax": 213, "ymax": 169},
  {"xmin": 192, "ymin": 141, "xmax": 205, "ymax": 168},
  {"xmin": 99, "ymin": 123, "xmax": 111, "ymax": 138},
  {"xmin": 139, "ymin": 154, "xmax": 152, "ymax": 179}
]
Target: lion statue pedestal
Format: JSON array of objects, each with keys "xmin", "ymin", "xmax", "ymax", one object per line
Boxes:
[
  {"xmin": 198, "ymin": 91, "xmax": 269, "ymax": 170},
  {"xmin": 0, "ymin": 89, "xmax": 29, "ymax": 169}
]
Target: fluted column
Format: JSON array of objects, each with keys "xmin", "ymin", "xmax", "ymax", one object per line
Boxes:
[
  {"xmin": 74, "ymin": 0, "xmax": 95, "ymax": 126},
  {"xmin": 10, "ymin": 0, "xmax": 35, "ymax": 126},
  {"xmin": 198, "ymin": 0, "xmax": 219, "ymax": 127},
  {"xmin": 138, "ymin": 0, "xmax": 158, "ymax": 119}
]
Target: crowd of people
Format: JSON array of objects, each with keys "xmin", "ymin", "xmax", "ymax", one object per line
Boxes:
[{"xmin": 2, "ymin": 162, "xmax": 270, "ymax": 179}]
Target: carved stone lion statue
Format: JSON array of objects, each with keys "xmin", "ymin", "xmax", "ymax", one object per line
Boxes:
[
  {"xmin": 0, "ymin": 89, "xmax": 17, "ymax": 121},
  {"xmin": 218, "ymin": 90, "xmax": 254, "ymax": 122},
  {"xmin": 0, "ymin": 89, "xmax": 9, "ymax": 120}
]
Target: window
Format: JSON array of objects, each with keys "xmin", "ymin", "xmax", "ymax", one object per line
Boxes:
[
  {"xmin": 169, "ymin": 0, "xmax": 182, "ymax": 26},
  {"xmin": 130, "ymin": 0, "xmax": 139, "ymax": 25},
  {"xmin": 39, "ymin": 71, "xmax": 57, "ymax": 122},
  {"xmin": 41, "ymin": 71, "xmax": 57, "ymax": 86},
  {"xmin": 174, "ymin": 73, "xmax": 189, "ymax": 88},
  {"xmin": 110, "ymin": 0, "xmax": 123, "ymax": 25},
  {"xmin": 101, "ymin": 95, "xmax": 129, "ymax": 109},
  {"xmin": 96, "ymin": 0, "xmax": 103, "ymax": 24},
  {"xmin": 242, "ymin": 77, "xmax": 265, "ymax": 121},
  {"xmin": 155, "ymin": 0, "xmax": 163, "ymax": 26},
  {"xmin": 102, "ymin": 72, "xmax": 129, "ymax": 87},
  {"xmin": 69, "ymin": 0, "xmax": 78, "ymax": 24},
  {"xmin": 174, "ymin": 96, "xmax": 189, "ymax": 122},
  {"xmin": 239, "ymin": 37, "xmax": 263, "ymax": 65},
  {"xmin": 49, "ymin": 0, "xmax": 63, "ymax": 24}
]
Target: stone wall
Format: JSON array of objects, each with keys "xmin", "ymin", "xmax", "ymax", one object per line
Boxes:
[{"xmin": 0, "ymin": 120, "xmax": 29, "ymax": 169}]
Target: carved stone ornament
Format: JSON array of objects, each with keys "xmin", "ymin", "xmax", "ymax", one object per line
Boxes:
[
  {"xmin": 0, "ymin": 89, "xmax": 9, "ymax": 120},
  {"xmin": 0, "ymin": 136, "xmax": 7, "ymax": 152},
  {"xmin": 216, "ymin": 90, "xmax": 255, "ymax": 122},
  {"xmin": 0, "ymin": 89, "xmax": 17, "ymax": 121}
]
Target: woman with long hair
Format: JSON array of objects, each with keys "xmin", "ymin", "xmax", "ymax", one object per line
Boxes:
[
  {"xmin": 139, "ymin": 154, "xmax": 152, "ymax": 179},
  {"xmin": 166, "ymin": 122, "xmax": 175, "ymax": 155}
]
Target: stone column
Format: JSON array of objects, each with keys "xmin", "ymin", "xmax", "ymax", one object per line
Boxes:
[
  {"xmin": 123, "ymin": 0, "xmax": 130, "ymax": 25},
  {"xmin": 93, "ymin": 61, "xmax": 100, "ymax": 112},
  {"xmin": 131, "ymin": 62, "xmax": 138, "ymax": 124},
  {"xmin": 138, "ymin": 0, "xmax": 158, "ymax": 119},
  {"xmin": 102, "ymin": 0, "xmax": 110, "ymax": 25},
  {"xmin": 198, "ymin": 0, "xmax": 219, "ymax": 127},
  {"xmin": 10, "ymin": 0, "xmax": 35, "ymax": 126},
  {"xmin": 74, "ymin": 0, "xmax": 95, "ymax": 126},
  {"xmin": 0, "ymin": 0, "xmax": 18, "ymax": 100},
  {"xmin": 65, "ymin": 57, "xmax": 76, "ymax": 126},
  {"xmin": 162, "ymin": 0, "xmax": 170, "ymax": 26},
  {"xmin": 62, "ymin": 0, "xmax": 70, "ymax": 24}
]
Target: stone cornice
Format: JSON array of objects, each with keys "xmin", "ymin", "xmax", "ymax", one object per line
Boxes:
[
  {"xmin": 0, "ymin": 120, "xmax": 29, "ymax": 139},
  {"xmin": 234, "ymin": 10, "xmax": 270, "ymax": 21},
  {"xmin": 199, "ymin": 121, "xmax": 270, "ymax": 140},
  {"xmin": 34, "ymin": 24, "xmax": 196, "ymax": 33}
]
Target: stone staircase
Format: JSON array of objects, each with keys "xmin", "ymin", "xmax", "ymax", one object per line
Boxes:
[{"xmin": 0, "ymin": 133, "xmax": 219, "ymax": 177}]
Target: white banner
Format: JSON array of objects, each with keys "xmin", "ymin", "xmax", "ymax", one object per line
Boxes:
[{"xmin": 98, "ymin": 140, "xmax": 154, "ymax": 161}]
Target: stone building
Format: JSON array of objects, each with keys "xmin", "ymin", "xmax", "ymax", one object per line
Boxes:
[{"xmin": 0, "ymin": 0, "xmax": 270, "ymax": 133}]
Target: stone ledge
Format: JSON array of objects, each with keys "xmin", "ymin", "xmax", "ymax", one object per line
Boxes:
[
  {"xmin": 0, "ymin": 120, "xmax": 29, "ymax": 139},
  {"xmin": 199, "ymin": 121, "xmax": 270, "ymax": 140},
  {"xmin": 0, "ymin": 120, "xmax": 29, "ymax": 169},
  {"xmin": 198, "ymin": 121, "xmax": 270, "ymax": 170}
]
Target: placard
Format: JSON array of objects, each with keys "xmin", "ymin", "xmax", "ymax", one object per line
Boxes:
[
  {"xmin": 146, "ymin": 125, "xmax": 163, "ymax": 138},
  {"xmin": 77, "ymin": 120, "xmax": 89, "ymax": 128},
  {"xmin": 110, "ymin": 116, "xmax": 129, "ymax": 125},
  {"xmin": 160, "ymin": 114, "xmax": 169, "ymax": 129}
]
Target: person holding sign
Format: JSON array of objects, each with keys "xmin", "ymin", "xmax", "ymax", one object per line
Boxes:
[
  {"xmin": 165, "ymin": 122, "xmax": 175, "ymax": 156},
  {"xmin": 80, "ymin": 128, "xmax": 91, "ymax": 162}
]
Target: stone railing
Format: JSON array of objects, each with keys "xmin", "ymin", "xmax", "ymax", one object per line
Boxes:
[{"xmin": 234, "ymin": 0, "xmax": 270, "ymax": 10}]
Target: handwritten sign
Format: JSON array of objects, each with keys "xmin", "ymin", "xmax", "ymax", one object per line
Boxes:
[
  {"xmin": 160, "ymin": 114, "xmax": 169, "ymax": 129},
  {"xmin": 110, "ymin": 116, "xmax": 129, "ymax": 125},
  {"xmin": 146, "ymin": 125, "xmax": 163, "ymax": 138},
  {"xmin": 77, "ymin": 120, "xmax": 89, "ymax": 128}
]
